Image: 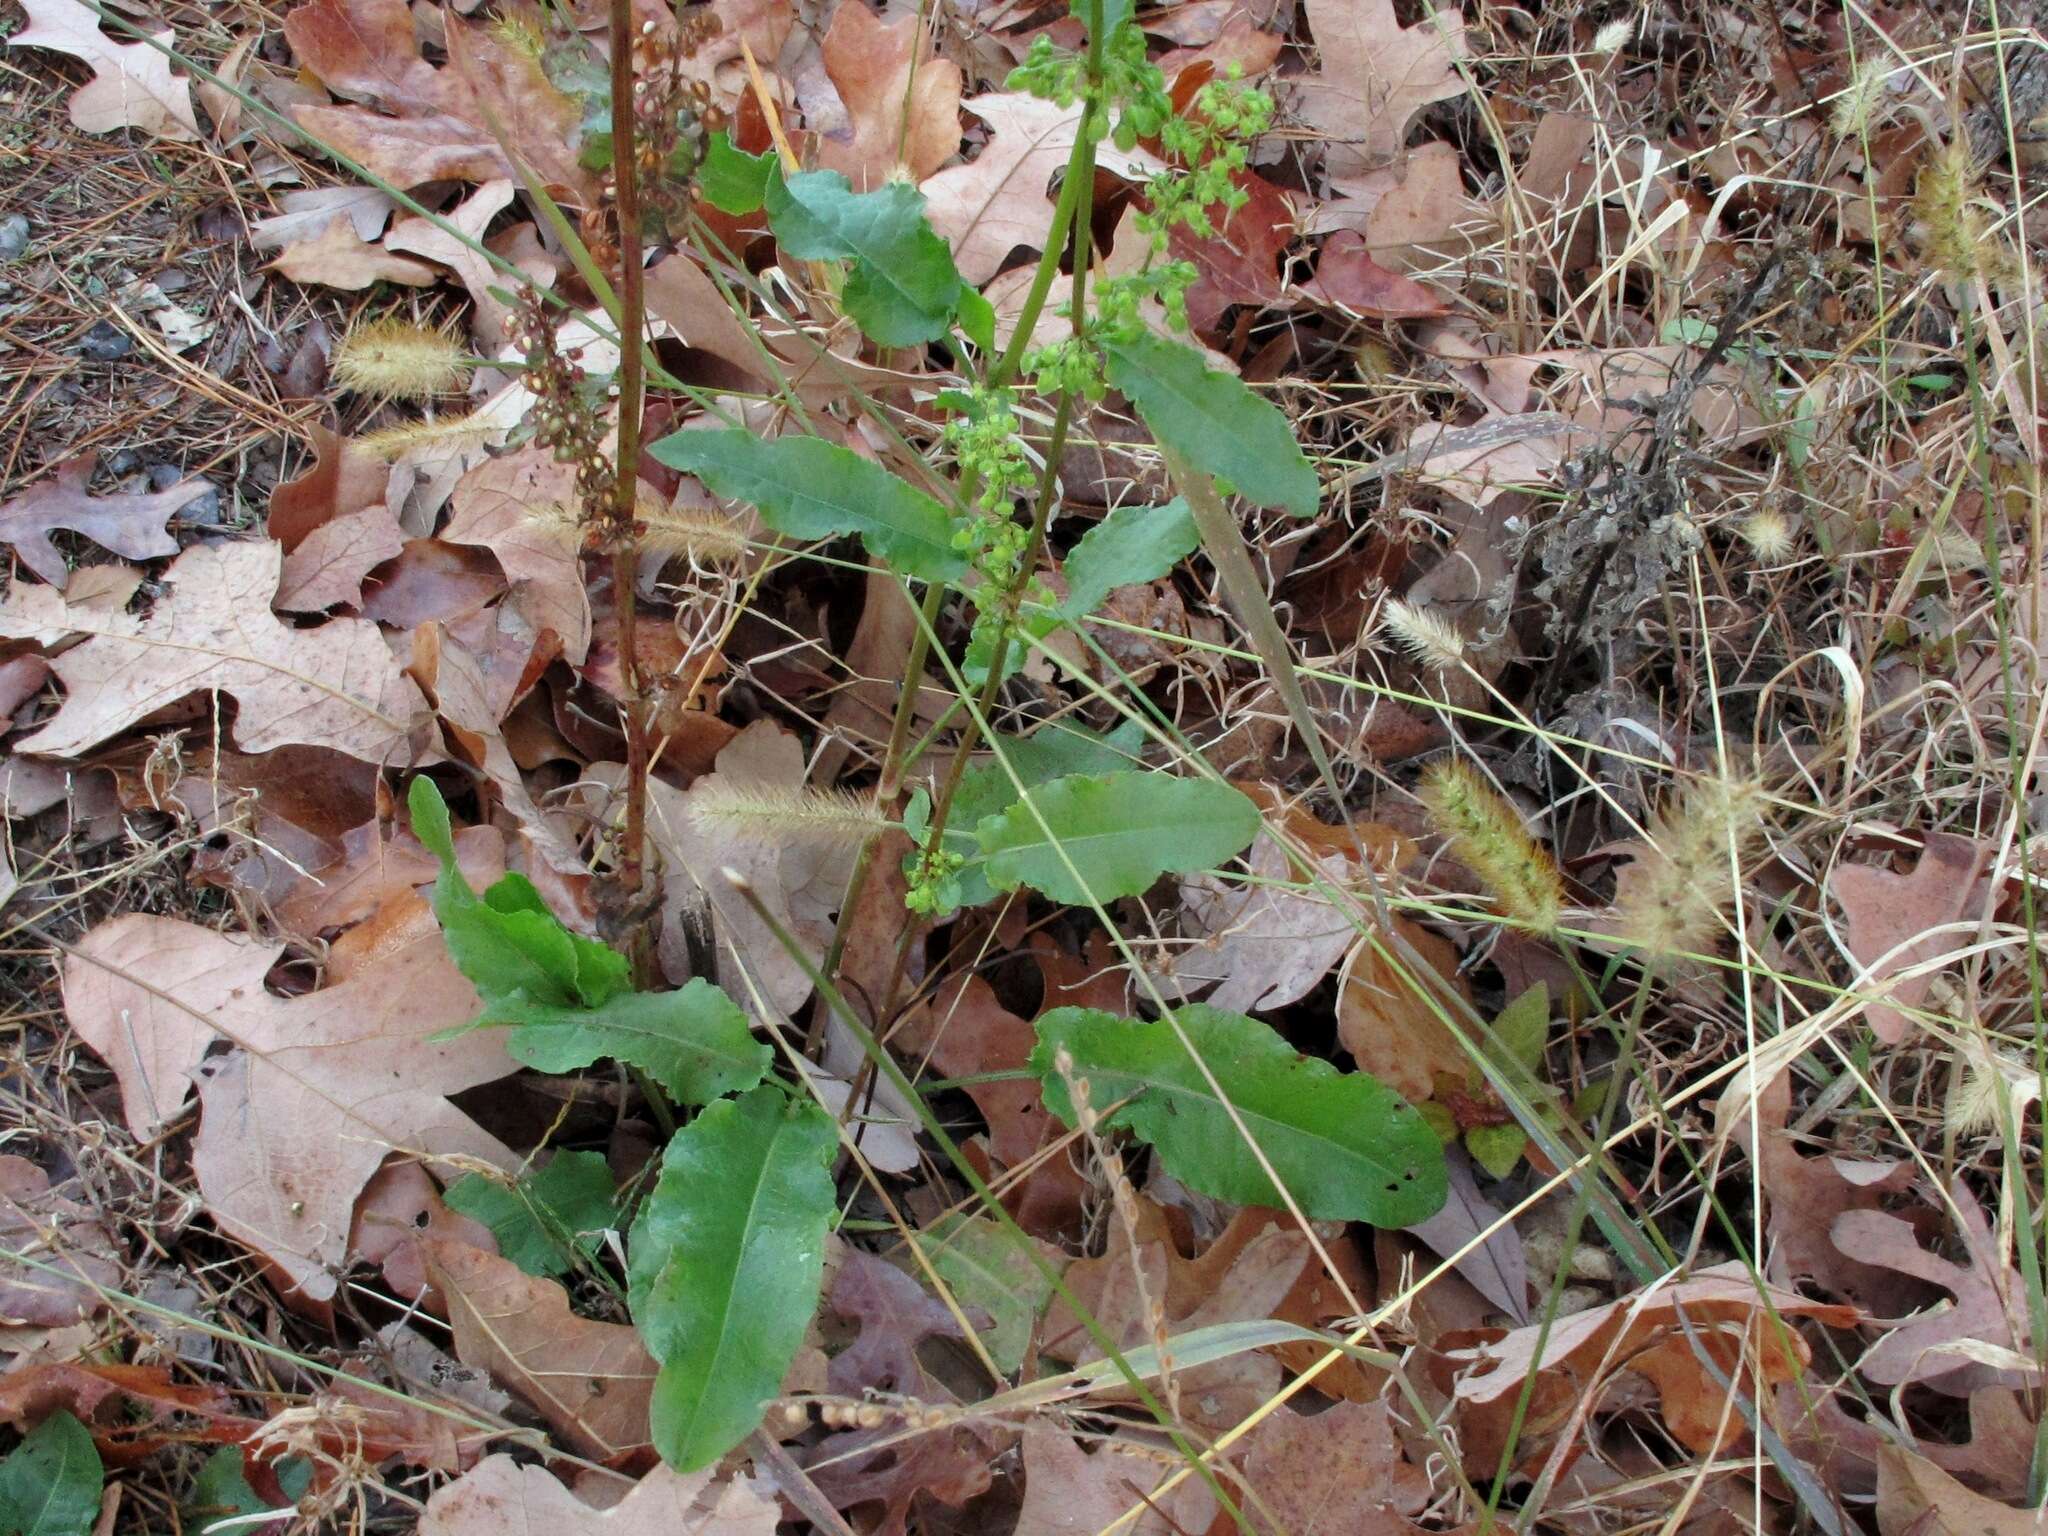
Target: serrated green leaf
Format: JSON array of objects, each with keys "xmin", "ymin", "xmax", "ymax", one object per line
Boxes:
[
  {"xmin": 976, "ymin": 771, "xmax": 1261, "ymax": 904},
  {"xmin": 925, "ymin": 1214, "xmax": 1064, "ymax": 1375},
  {"xmin": 408, "ymin": 776, "xmax": 626, "ymax": 1010},
  {"xmin": 1058, "ymin": 498, "xmax": 1198, "ymax": 618},
  {"xmin": 765, "ymin": 171, "xmax": 961, "ymax": 345},
  {"xmin": 1465, "ymin": 1122, "xmax": 1528, "ymax": 1180},
  {"xmin": 486, "ymin": 979, "xmax": 771, "ymax": 1106},
  {"xmin": 628, "ymin": 1085, "xmax": 838, "ymax": 1470},
  {"xmin": 650, "ymin": 430, "xmax": 966, "ymax": 582},
  {"xmin": 1033, "ymin": 1005, "xmax": 1447, "ymax": 1225},
  {"xmin": 700, "ymin": 131, "xmax": 774, "ymax": 214},
  {"xmin": 443, "ymin": 1150, "xmax": 619, "ymax": 1278},
  {"xmin": 1100, "ymin": 332, "xmax": 1319, "ymax": 516},
  {"xmin": 0, "ymin": 1411, "xmax": 102, "ymax": 1536}
]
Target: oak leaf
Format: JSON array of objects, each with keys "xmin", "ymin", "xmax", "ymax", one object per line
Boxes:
[
  {"xmin": 440, "ymin": 443, "xmax": 591, "ymax": 664},
  {"xmin": 8, "ymin": 0, "xmax": 199, "ymax": 140},
  {"xmin": 0, "ymin": 541, "xmax": 426, "ymax": 763},
  {"xmin": 811, "ymin": 0, "xmax": 962, "ymax": 190},
  {"xmin": 60, "ymin": 905, "xmax": 516, "ymax": 1304},
  {"xmin": 1829, "ymin": 831, "xmax": 1997, "ymax": 1044},
  {"xmin": 0, "ymin": 1158, "xmax": 121, "ymax": 1327},
  {"xmin": 920, "ymin": 94, "xmax": 1160, "ymax": 285},
  {"xmin": 424, "ymin": 1239, "xmax": 657, "ymax": 1460},
  {"xmin": 384, "ymin": 181, "xmax": 559, "ymax": 350},
  {"xmin": 0, "ymin": 453, "xmax": 209, "ymax": 588},
  {"xmin": 1015, "ymin": 1426, "xmax": 1216, "ymax": 1536},
  {"xmin": 268, "ymin": 215, "xmax": 438, "ymax": 291},
  {"xmin": 1154, "ymin": 833, "xmax": 1356, "ymax": 1014},
  {"xmin": 276, "ymin": 505, "xmax": 407, "ymax": 612},
  {"xmin": 1226, "ymin": 1399, "xmax": 1434, "ymax": 1535},
  {"xmin": 1875, "ymin": 1445, "xmax": 2043, "ymax": 1536},
  {"xmin": 1291, "ymin": 0, "xmax": 1467, "ymax": 177},
  {"xmin": 419, "ymin": 1453, "xmax": 779, "ymax": 1536}
]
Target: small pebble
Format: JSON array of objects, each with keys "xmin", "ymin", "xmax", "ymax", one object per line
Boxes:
[
  {"xmin": 77, "ymin": 320, "xmax": 131, "ymax": 361},
  {"xmin": 0, "ymin": 213, "xmax": 28, "ymax": 263}
]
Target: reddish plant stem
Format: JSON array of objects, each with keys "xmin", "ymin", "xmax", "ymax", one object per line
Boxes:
[{"xmin": 608, "ymin": 0, "xmax": 651, "ymax": 948}]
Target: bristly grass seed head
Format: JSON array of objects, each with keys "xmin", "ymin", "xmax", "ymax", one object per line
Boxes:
[
  {"xmin": 359, "ymin": 411, "xmax": 496, "ymax": 461},
  {"xmin": 1740, "ymin": 509, "xmax": 1797, "ymax": 563},
  {"xmin": 688, "ymin": 781, "xmax": 887, "ymax": 850},
  {"xmin": 332, "ymin": 317, "xmax": 472, "ymax": 401},
  {"xmin": 639, "ymin": 502, "xmax": 749, "ymax": 565},
  {"xmin": 1614, "ymin": 774, "xmax": 1765, "ymax": 961},
  {"xmin": 1380, "ymin": 598, "xmax": 1467, "ymax": 672},
  {"xmin": 1418, "ymin": 760, "xmax": 1564, "ymax": 934},
  {"xmin": 1831, "ymin": 57, "xmax": 1891, "ymax": 139}
]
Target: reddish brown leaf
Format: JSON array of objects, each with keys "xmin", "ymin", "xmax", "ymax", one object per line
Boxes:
[
  {"xmin": 1227, "ymin": 1399, "xmax": 1434, "ymax": 1535},
  {"xmin": 1169, "ymin": 170, "xmax": 1295, "ymax": 334},
  {"xmin": 0, "ymin": 453, "xmax": 207, "ymax": 588},
  {"xmin": 267, "ymin": 214, "xmax": 439, "ymax": 290},
  {"xmin": 1828, "ymin": 831, "xmax": 1997, "ymax": 1044},
  {"xmin": 827, "ymin": 1249, "xmax": 977, "ymax": 1398},
  {"xmin": 268, "ymin": 425, "xmax": 388, "ymax": 551},
  {"xmin": 812, "ymin": 1, "xmax": 962, "ymax": 190},
  {"xmin": 1300, "ymin": 230, "xmax": 1448, "ymax": 317}
]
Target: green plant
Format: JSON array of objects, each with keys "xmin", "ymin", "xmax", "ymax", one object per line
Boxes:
[{"xmin": 0, "ymin": 1411, "xmax": 101, "ymax": 1536}]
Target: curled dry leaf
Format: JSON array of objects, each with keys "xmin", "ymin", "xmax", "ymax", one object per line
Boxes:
[
  {"xmin": 384, "ymin": 180, "xmax": 559, "ymax": 351},
  {"xmin": 1828, "ymin": 831, "xmax": 1997, "ymax": 1044},
  {"xmin": 8, "ymin": 0, "xmax": 199, "ymax": 140},
  {"xmin": 1443, "ymin": 1263, "xmax": 1859, "ymax": 1471},
  {"xmin": 441, "ymin": 443, "xmax": 592, "ymax": 666},
  {"xmin": 0, "ymin": 452, "xmax": 210, "ymax": 589},
  {"xmin": 0, "ymin": 1158, "xmax": 121, "ymax": 1327},
  {"xmin": 1154, "ymin": 833, "xmax": 1358, "ymax": 1014},
  {"xmin": 419, "ymin": 1454, "xmax": 780, "ymax": 1536},
  {"xmin": 1291, "ymin": 0, "xmax": 1467, "ymax": 177},
  {"xmin": 0, "ymin": 540, "xmax": 426, "ymax": 763},
  {"xmin": 60, "ymin": 903, "xmax": 516, "ymax": 1304},
  {"xmin": 424, "ymin": 1239, "xmax": 657, "ymax": 1461}
]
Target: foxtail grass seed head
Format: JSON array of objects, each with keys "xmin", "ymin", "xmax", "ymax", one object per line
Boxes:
[
  {"xmin": 1913, "ymin": 140, "xmax": 1997, "ymax": 287},
  {"xmin": 636, "ymin": 485, "xmax": 747, "ymax": 564},
  {"xmin": 1418, "ymin": 760, "xmax": 1564, "ymax": 934},
  {"xmin": 1590, "ymin": 17, "xmax": 1632, "ymax": 55},
  {"xmin": 687, "ymin": 781, "xmax": 887, "ymax": 850},
  {"xmin": 1614, "ymin": 774, "xmax": 1764, "ymax": 960},
  {"xmin": 358, "ymin": 412, "xmax": 496, "ymax": 462},
  {"xmin": 1380, "ymin": 598, "xmax": 1466, "ymax": 672},
  {"xmin": 1830, "ymin": 57, "xmax": 1890, "ymax": 139},
  {"xmin": 331, "ymin": 317, "xmax": 472, "ymax": 401},
  {"xmin": 1947, "ymin": 1032, "xmax": 2043, "ymax": 1136}
]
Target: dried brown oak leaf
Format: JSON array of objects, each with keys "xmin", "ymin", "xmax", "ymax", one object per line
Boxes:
[
  {"xmin": 1154, "ymin": 832, "xmax": 1357, "ymax": 1014},
  {"xmin": 1875, "ymin": 1444, "xmax": 2044, "ymax": 1536},
  {"xmin": 920, "ymin": 93, "xmax": 1160, "ymax": 285},
  {"xmin": 424, "ymin": 1238, "xmax": 657, "ymax": 1461},
  {"xmin": 419, "ymin": 1454, "xmax": 780, "ymax": 1536},
  {"xmin": 0, "ymin": 1157, "xmax": 121, "ymax": 1327},
  {"xmin": 811, "ymin": 0, "xmax": 962, "ymax": 191},
  {"xmin": 441, "ymin": 443, "xmax": 591, "ymax": 665},
  {"xmin": 61, "ymin": 904, "xmax": 516, "ymax": 1305},
  {"xmin": 1832, "ymin": 1179, "xmax": 2040, "ymax": 1395},
  {"xmin": 283, "ymin": 0, "xmax": 592, "ymax": 199},
  {"xmin": 0, "ymin": 540, "xmax": 425, "ymax": 763},
  {"xmin": 1443, "ymin": 1264, "xmax": 1858, "ymax": 1473},
  {"xmin": 1225, "ymin": 1399, "xmax": 1435, "ymax": 1535},
  {"xmin": 1291, "ymin": 0, "xmax": 1467, "ymax": 178},
  {"xmin": 0, "ymin": 453, "xmax": 210, "ymax": 588},
  {"xmin": 267, "ymin": 215, "xmax": 439, "ymax": 291},
  {"xmin": 1828, "ymin": 831, "xmax": 1997, "ymax": 1044},
  {"xmin": 1015, "ymin": 1426, "xmax": 1217, "ymax": 1536},
  {"xmin": 7, "ymin": 0, "xmax": 198, "ymax": 139}
]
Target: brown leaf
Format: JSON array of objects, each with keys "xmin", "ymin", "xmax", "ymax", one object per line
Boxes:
[
  {"xmin": 385, "ymin": 181, "xmax": 559, "ymax": 350},
  {"xmin": 268, "ymin": 215, "xmax": 439, "ymax": 290},
  {"xmin": 283, "ymin": 0, "xmax": 593, "ymax": 199},
  {"xmin": 812, "ymin": 1, "xmax": 962, "ymax": 190},
  {"xmin": 425, "ymin": 1239, "xmax": 657, "ymax": 1461},
  {"xmin": 1169, "ymin": 170, "xmax": 1296, "ymax": 335},
  {"xmin": 827, "ymin": 1249, "xmax": 976, "ymax": 1398},
  {"xmin": 419, "ymin": 1454, "xmax": 780, "ymax": 1536},
  {"xmin": 1014, "ymin": 1426, "xmax": 1217, "ymax": 1536},
  {"xmin": 644, "ymin": 255, "xmax": 776, "ymax": 395},
  {"xmin": 1832, "ymin": 1180, "xmax": 2039, "ymax": 1395},
  {"xmin": 1828, "ymin": 831, "xmax": 1997, "ymax": 1044},
  {"xmin": 268, "ymin": 425, "xmax": 389, "ymax": 550},
  {"xmin": 351, "ymin": 1160, "xmax": 498, "ymax": 1310},
  {"xmin": 61, "ymin": 903, "xmax": 516, "ymax": 1304},
  {"xmin": 1444, "ymin": 1264, "xmax": 1859, "ymax": 1473},
  {"xmin": 276, "ymin": 504, "xmax": 407, "ymax": 612},
  {"xmin": 0, "ymin": 541, "xmax": 426, "ymax": 763},
  {"xmin": 8, "ymin": 0, "xmax": 198, "ymax": 139},
  {"xmin": 1300, "ymin": 230, "xmax": 1448, "ymax": 317},
  {"xmin": 1291, "ymin": 0, "xmax": 1468, "ymax": 177},
  {"xmin": 803, "ymin": 1417, "xmax": 1003, "ymax": 1536},
  {"xmin": 442, "ymin": 444, "xmax": 591, "ymax": 664},
  {"xmin": 0, "ymin": 1157, "xmax": 121, "ymax": 1327},
  {"xmin": 1154, "ymin": 833, "xmax": 1357, "ymax": 1013},
  {"xmin": 920, "ymin": 93, "xmax": 1160, "ymax": 284},
  {"xmin": 1875, "ymin": 1444, "xmax": 2043, "ymax": 1536},
  {"xmin": 0, "ymin": 453, "xmax": 208, "ymax": 588},
  {"xmin": 1337, "ymin": 917, "xmax": 1472, "ymax": 1102},
  {"xmin": 360, "ymin": 539, "xmax": 509, "ymax": 630},
  {"xmin": 1227, "ymin": 1399, "xmax": 1434, "ymax": 1535}
]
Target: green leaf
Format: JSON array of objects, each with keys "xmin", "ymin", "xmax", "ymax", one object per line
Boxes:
[
  {"xmin": 764, "ymin": 171, "xmax": 961, "ymax": 346},
  {"xmin": 955, "ymin": 286, "xmax": 996, "ymax": 354},
  {"xmin": 1058, "ymin": 498, "xmax": 1198, "ymax": 618},
  {"xmin": 700, "ymin": 131, "xmax": 774, "ymax": 214},
  {"xmin": 1033, "ymin": 1005, "xmax": 1447, "ymax": 1225},
  {"xmin": 976, "ymin": 771, "xmax": 1261, "ymax": 904},
  {"xmin": 925, "ymin": 1214, "xmax": 1064, "ymax": 1375},
  {"xmin": 628, "ymin": 1085, "xmax": 838, "ymax": 1470},
  {"xmin": 187, "ymin": 1447, "xmax": 308, "ymax": 1535},
  {"xmin": 487, "ymin": 979, "xmax": 771, "ymax": 1106},
  {"xmin": 1465, "ymin": 1122, "xmax": 1528, "ymax": 1181},
  {"xmin": 1100, "ymin": 332, "xmax": 1319, "ymax": 516},
  {"xmin": 650, "ymin": 430, "xmax": 966, "ymax": 582},
  {"xmin": 0, "ymin": 1411, "xmax": 102, "ymax": 1536},
  {"xmin": 1488, "ymin": 983, "xmax": 1549, "ymax": 1074},
  {"xmin": 408, "ymin": 776, "xmax": 626, "ymax": 1011},
  {"xmin": 443, "ymin": 1150, "xmax": 620, "ymax": 1278}
]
